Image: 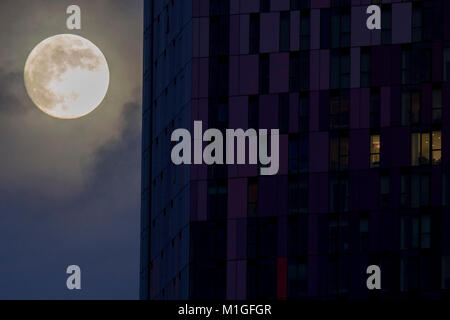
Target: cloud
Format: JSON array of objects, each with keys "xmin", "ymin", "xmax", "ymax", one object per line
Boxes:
[{"xmin": 0, "ymin": 69, "xmax": 29, "ymax": 115}]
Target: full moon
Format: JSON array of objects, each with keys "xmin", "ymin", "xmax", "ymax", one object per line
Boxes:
[{"xmin": 24, "ymin": 34, "xmax": 110, "ymax": 119}]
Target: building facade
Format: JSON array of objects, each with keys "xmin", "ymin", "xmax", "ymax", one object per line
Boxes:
[{"xmin": 141, "ymin": 0, "xmax": 450, "ymax": 300}]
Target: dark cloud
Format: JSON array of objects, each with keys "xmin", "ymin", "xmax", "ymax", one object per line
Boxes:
[
  {"xmin": 0, "ymin": 69, "xmax": 29, "ymax": 114},
  {"xmin": 0, "ymin": 99, "xmax": 141, "ymax": 299}
]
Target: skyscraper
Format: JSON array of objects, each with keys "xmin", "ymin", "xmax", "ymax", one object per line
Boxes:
[{"xmin": 141, "ymin": 0, "xmax": 450, "ymax": 300}]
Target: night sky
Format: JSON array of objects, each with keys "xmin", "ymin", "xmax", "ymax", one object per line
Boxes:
[{"xmin": 0, "ymin": 0, "xmax": 143, "ymax": 299}]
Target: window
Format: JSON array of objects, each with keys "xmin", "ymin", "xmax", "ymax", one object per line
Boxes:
[
  {"xmin": 401, "ymin": 215, "xmax": 431, "ymax": 250},
  {"xmin": 329, "ymin": 176, "xmax": 349, "ymax": 213},
  {"xmin": 401, "ymin": 91, "xmax": 421, "ymax": 126},
  {"xmin": 300, "ymin": 10, "xmax": 310, "ymax": 50},
  {"xmin": 320, "ymin": 9, "xmax": 330, "ymax": 49},
  {"xmin": 359, "ymin": 215, "xmax": 369, "ymax": 252},
  {"xmin": 290, "ymin": 0, "xmax": 300, "ymax": 10},
  {"xmin": 402, "ymin": 45, "xmax": 431, "ymax": 84},
  {"xmin": 444, "ymin": 48, "xmax": 450, "ymax": 81},
  {"xmin": 421, "ymin": 215, "xmax": 431, "ymax": 249},
  {"xmin": 280, "ymin": 12, "xmax": 290, "ymax": 52},
  {"xmin": 290, "ymin": 51, "xmax": 309, "ymax": 91},
  {"xmin": 400, "ymin": 257, "xmax": 419, "ymax": 292},
  {"xmin": 279, "ymin": 94, "xmax": 289, "ymax": 134},
  {"xmin": 330, "ymin": 49, "xmax": 350, "ymax": 89},
  {"xmin": 210, "ymin": 0, "xmax": 229, "ymax": 16},
  {"xmin": 248, "ymin": 95, "xmax": 259, "ymax": 129},
  {"xmin": 209, "ymin": 15, "xmax": 229, "ymax": 56},
  {"xmin": 288, "ymin": 174, "xmax": 308, "ymax": 214},
  {"xmin": 329, "ymin": 90, "xmax": 349, "ymax": 129},
  {"xmin": 288, "ymin": 261, "xmax": 308, "ymax": 298},
  {"xmin": 381, "ymin": 4, "xmax": 392, "ymax": 44},
  {"xmin": 247, "ymin": 178, "xmax": 258, "ymax": 217},
  {"xmin": 207, "ymin": 180, "xmax": 228, "ymax": 220},
  {"xmin": 299, "ymin": 94, "xmax": 309, "ymax": 132},
  {"xmin": 432, "ymin": 87, "xmax": 442, "ymax": 124},
  {"xmin": 328, "ymin": 214, "xmax": 349, "ymax": 254},
  {"xmin": 299, "ymin": 51, "xmax": 310, "ymax": 91},
  {"xmin": 370, "ymin": 135, "xmax": 381, "ymax": 168},
  {"xmin": 412, "ymin": 131, "xmax": 441, "ymax": 166},
  {"xmin": 330, "ymin": 7, "xmax": 350, "ymax": 48},
  {"xmin": 287, "ymin": 215, "xmax": 308, "ymax": 256},
  {"xmin": 412, "ymin": 3, "xmax": 423, "ymax": 42},
  {"xmin": 209, "ymin": 97, "xmax": 228, "ymax": 130},
  {"xmin": 329, "ymin": 133, "xmax": 349, "ymax": 171},
  {"xmin": 289, "ymin": 134, "xmax": 309, "ymax": 174},
  {"xmin": 432, "ymin": 131, "xmax": 442, "ymax": 165},
  {"xmin": 401, "ymin": 173, "xmax": 430, "ymax": 208},
  {"xmin": 289, "ymin": 52, "xmax": 300, "ymax": 92},
  {"xmin": 209, "ymin": 57, "xmax": 229, "ymax": 97},
  {"xmin": 370, "ymin": 88, "xmax": 380, "ymax": 128},
  {"xmin": 380, "ymin": 173, "xmax": 390, "ymax": 208},
  {"xmin": 360, "ymin": 47, "xmax": 371, "ymax": 88},
  {"xmin": 249, "ymin": 14, "xmax": 260, "ymax": 54},
  {"xmin": 260, "ymin": 0, "xmax": 270, "ymax": 13},
  {"xmin": 259, "ymin": 54, "xmax": 270, "ymax": 94}
]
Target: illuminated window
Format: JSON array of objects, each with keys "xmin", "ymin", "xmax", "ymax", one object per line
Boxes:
[
  {"xmin": 411, "ymin": 131, "xmax": 441, "ymax": 166},
  {"xmin": 411, "ymin": 133, "xmax": 430, "ymax": 165},
  {"xmin": 329, "ymin": 134, "xmax": 349, "ymax": 171},
  {"xmin": 370, "ymin": 135, "xmax": 381, "ymax": 168},
  {"xmin": 432, "ymin": 131, "xmax": 442, "ymax": 165}
]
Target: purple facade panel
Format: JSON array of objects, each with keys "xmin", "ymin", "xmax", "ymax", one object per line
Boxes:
[
  {"xmin": 351, "ymin": 47, "xmax": 360, "ymax": 89},
  {"xmin": 309, "ymin": 173, "xmax": 329, "ymax": 215},
  {"xmin": 260, "ymin": 13, "xmax": 279, "ymax": 53},
  {"xmin": 271, "ymin": 0, "xmax": 289, "ymax": 12},
  {"xmin": 311, "ymin": 0, "xmax": 330, "ymax": 9},
  {"xmin": 309, "ymin": 132, "xmax": 329, "ymax": 173},
  {"xmin": 270, "ymin": 53, "xmax": 289, "ymax": 93},
  {"xmin": 239, "ymin": 0, "xmax": 259, "ymax": 14},
  {"xmin": 309, "ymin": 91, "xmax": 320, "ymax": 132},
  {"xmin": 240, "ymin": 55, "xmax": 259, "ymax": 95},
  {"xmin": 392, "ymin": 3, "xmax": 412, "ymax": 44},
  {"xmin": 351, "ymin": 6, "xmax": 371, "ymax": 47},
  {"xmin": 309, "ymin": 50, "xmax": 320, "ymax": 91},
  {"xmin": 381, "ymin": 86, "xmax": 391, "ymax": 127},
  {"xmin": 260, "ymin": 94, "xmax": 278, "ymax": 129},
  {"xmin": 229, "ymin": 56, "xmax": 239, "ymax": 96},
  {"xmin": 349, "ymin": 129, "xmax": 369, "ymax": 171},
  {"xmin": 230, "ymin": 15, "xmax": 241, "ymax": 55}
]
